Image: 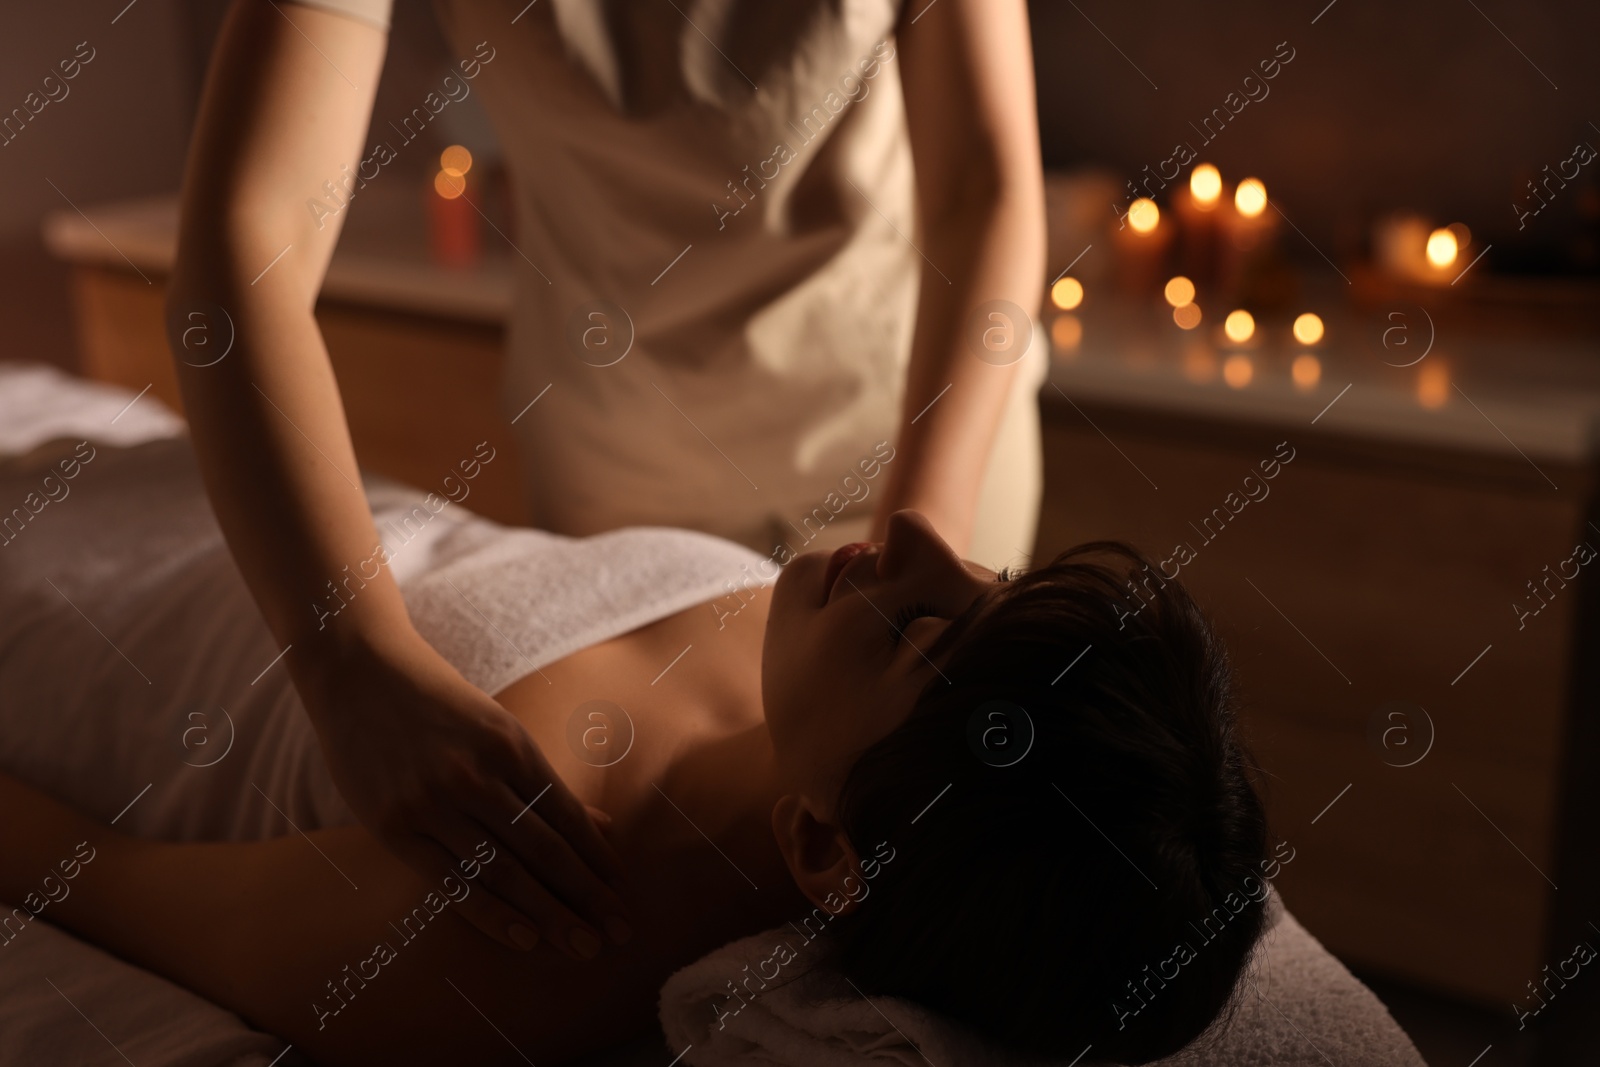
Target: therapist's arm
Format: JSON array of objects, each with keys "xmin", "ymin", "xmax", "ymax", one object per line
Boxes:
[
  {"xmin": 165, "ymin": 0, "xmax": 628, "ymax": 958},
  {"xmin": 868, "ymin": 0, "xmax": 1046, "ymax": 557}
]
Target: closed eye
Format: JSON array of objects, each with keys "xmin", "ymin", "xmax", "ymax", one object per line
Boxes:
[{"xmin": 889, "ymin": 601, "xmax": 936, "ymax": 643}]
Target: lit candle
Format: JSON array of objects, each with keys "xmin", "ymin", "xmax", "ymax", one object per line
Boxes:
[
  {"xmin": 429, "ymin": 163, "xmax": 481, "ymax": 268},
  {"xmin": 1217, "ymin": 177, "xmax": 1280, "ymax": 300},
  {"xmin": 1112, "ymin": 197, "xmax": 1172, "ymax": 295},
  {"xmin": 1374, "ymin": 214, "xmax": 1469, "ymax": 285},
  {"xmin": 1175, "ymin": 164, "xmax": 1223, "ymax": 288}
]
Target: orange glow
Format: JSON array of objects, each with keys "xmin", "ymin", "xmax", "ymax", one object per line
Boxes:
[
  {"xmin": 1223, "ymin": 309, "xmax": 1255, "ymax": 343},
  {"xmin": 1234, "ymin": 178, "xmax": 1267, "ymax": 218},
  {"xmin": 434, "ymin": 170, "xmax": 466, "ymax": 199},
  {"xmin": 1164, "ymin": 276, "xmax": 1196, "ymax": 307},
  {"xmin": 1173, "ymin": 303, "xmax": 1203, "ymax": 330},
  {"xmin": 1418, "ymin": 362, "xmax": 1450, "ymax": 409},
  {"xmin": 1190, "ymin": 164, "xmax": 1222, "ymax": 207},
  {"xmin": 1183, "ymin": 346, "xmax": 1218, "ymax": 383},
  {"xmin": 1051, "ymin": 315, "xmax": 1083, "ymax": 352},
  {"xmin": 440, "ymin": 145, "xmax": 473, "ymax": 177},
  {"xmin": 1050, "ymin": 276, "xmax": 1084, "ymax": 310},
  {"xmin": 1292, "ymin": 313, "xmax": 1325, "ymax": 346},
  {"xmin": 1291, "ymin": 354, "xmax": 1322, "ymax": 392},
  {"xmin": 1128, "ymin": 198, "xmax": 1160, "ymax": 234},
  {"xmin": 1222, "ymin": 354, "xmax": 1253, "ymax": 389}
]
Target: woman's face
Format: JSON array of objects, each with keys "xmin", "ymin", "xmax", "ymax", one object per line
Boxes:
[{"xmin": 762, "ymin": 510, "xmax": 1001, "ymax": 807}]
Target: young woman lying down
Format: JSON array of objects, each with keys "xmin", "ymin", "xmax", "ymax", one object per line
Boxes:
[{"xmin": 0, "ymin": 435, "xmax": 1270, "ymax": 1067}]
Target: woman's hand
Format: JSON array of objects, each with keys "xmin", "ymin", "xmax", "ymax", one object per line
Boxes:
[{"xmin": 294, "ymin": 627, "xmax": 631, "ymax": 961}]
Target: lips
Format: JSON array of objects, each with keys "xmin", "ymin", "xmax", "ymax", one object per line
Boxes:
[{"xmin": 823, "ymin": 542, "xmax": 875, "ymax": 604}]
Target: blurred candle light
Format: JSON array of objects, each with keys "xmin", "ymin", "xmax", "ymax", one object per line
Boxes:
[
  {"xmin": 1223, "ymin": 309, "xmax": 1255, "ymax": 344},
  {"xmin": 1173, "ymin": 303, "xmax": 1203, "ymax": 330},
  {"xmin": 1190, "ymin": 164, "xmax": 1222, "ymax": 208},
  {"xmin": 434, "ymin": 169, "xmax": 465, "ymax": 199},
  {"xmin": 1447, "ymin": 222, "xmax": 1471, "ymax": 249},
  {"xmin": 1050, "ymin": 276, "xmax": 1084, "ymax": 310},
  {"xmin": 440, "ymin": 144, "xmax": 474, "ymax": 177},
  {"xmin": 1128, "ymin": 198, "xmax": 1160, "ymax": 234},
  {"xmin": 1222, "ymin": 354, "xmax": 1253, "ymax": 389},
  {"xmin": 1234, "ymin": 178, "xmax": 1267, "ymax": 218},
  {"xmin": 1291, "ymin": 354, "xmax": 1322, "ymax": 392},
  {"xmin": 1164, "ymin": 275, "xmax": 1196, "ymax": 307},
  {"xmin": 1417, "ymin": 361, "xmax": 1450, "ymax": 409},
  {"xmin": 1050, "ymin": 314, "xmax": 1083, "ymax": 353},
  {"xmin": 1292, "ymin": 313, "xmax": 1325, "ymax": 346},
  {"xmin": 1425, "ymin": 227, "xmax": 1459, "ymax": 269}
]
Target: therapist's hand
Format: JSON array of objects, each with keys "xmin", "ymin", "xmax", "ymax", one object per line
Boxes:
[{"xmin": 295, "ymin": 626, "xmax": 631, "ymax": 960}]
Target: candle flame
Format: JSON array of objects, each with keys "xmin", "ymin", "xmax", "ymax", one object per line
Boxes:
[
  {"xmin": 433, "ymin": 170, "xmax": 466, "ymax": 199},
  {"xmin": 1224, "ymin": 309, "xmax": 1255, "ymax": 343},
  {"xmin": 1128, "ymin": 198, "xmax": 1160, "ymax": 234},
  {"xmin": 1050, "ymin": 276, "xmax": 1084, "ymax": 310},
  {"xmin": 1190, "ymin": 164, "xmax": 1222, "ymax": 207},
  {"xmin": 440, "ymin": 145, "xmax": 474, "ymax": 178},
  {"xmin": 1164, "ymin": 276, "xmax": 1196, "ymax": 308},
  {"xmin": 1234, "ymin": 178, "xmax": 1267, "ymax": 218},
  {"xmin": 1292, "ymin": 313, "xmax": 1324, "ymax": 345},
  {"xmin": 1426, "ymin": 228, "xmax": 1458, "ymax": 269}
]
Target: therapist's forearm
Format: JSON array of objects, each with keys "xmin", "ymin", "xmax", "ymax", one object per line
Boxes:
[
  {"xmin": 875, "ymin": 187, "xmax": 1046, "ymax": 552},
  {"xmin": 166, "ymin": 280, "xmax": 412, "ymax": 665}
]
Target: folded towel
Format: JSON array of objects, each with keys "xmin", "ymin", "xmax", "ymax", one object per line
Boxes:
[
  {"xmin": 0, "ymin": 362, "xmax": 184, "ymax": 455},
  {"xmin": 658, "ymin": 893, "xmax": 1428, "ymax": 1067}
]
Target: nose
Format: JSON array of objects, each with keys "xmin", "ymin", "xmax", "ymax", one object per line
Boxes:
[{"xmin": 875, "ymin": 509, "xmax": 963, "ymax": 583}]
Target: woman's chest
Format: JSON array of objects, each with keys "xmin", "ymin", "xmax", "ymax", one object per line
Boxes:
[{"xmin": 494, "ymin": 588, "xmax": 772, "ymax": 804}]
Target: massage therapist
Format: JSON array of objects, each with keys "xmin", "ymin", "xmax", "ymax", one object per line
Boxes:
[{"xmin": 163, "ymin": 0, "xmax": 1045, "ymax": 954}]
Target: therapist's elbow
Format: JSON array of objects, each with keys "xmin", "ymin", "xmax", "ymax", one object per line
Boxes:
[
  {"xmin": 918, "ymin": 153, "xmax": 1043, "ymax": 235},
  {"xmin": 164, "ymin": 218, "xmax": 313, "ymax": 371},
  {"xmin": 172, "ymin": 182, "xmax": 324, "ymax": 296}
]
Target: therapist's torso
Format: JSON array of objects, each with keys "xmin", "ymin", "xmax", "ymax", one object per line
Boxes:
[{"xmin": 423, "ymin": 0, "xmax": 919, "ymax": 552}]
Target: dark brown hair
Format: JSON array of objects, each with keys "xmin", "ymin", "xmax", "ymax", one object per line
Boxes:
[{"xmin": 831, "ymin": 542, "xmax": 1269, "ymax": 1064}]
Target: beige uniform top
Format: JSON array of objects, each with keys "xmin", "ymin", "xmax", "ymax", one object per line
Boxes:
[{"xmin": 294, "ymin": 0, "xmax": 919, "ymax": 554}]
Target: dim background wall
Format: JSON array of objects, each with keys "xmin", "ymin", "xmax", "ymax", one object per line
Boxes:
[{"xmin": 1, "ymin": 0, "xmax": 1594, "ymax": 366}]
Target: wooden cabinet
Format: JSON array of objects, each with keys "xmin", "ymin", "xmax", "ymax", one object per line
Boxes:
[
  {"xmin": 1035, "ymin": 395, "xmax": 1599, "ymax": 1037},
  {"xmin": 52, "ymin": 196, "xmax": 532, "ymax": 528}
]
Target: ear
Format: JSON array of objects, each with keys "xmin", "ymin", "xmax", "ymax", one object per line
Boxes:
[{"xmin": 770, "ymin": 793, "xmax": 862, "ymax": 915}]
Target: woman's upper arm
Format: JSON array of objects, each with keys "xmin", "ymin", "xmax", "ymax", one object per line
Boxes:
[
  {"xmin": 172, "ymin": 0, "xmax": 388, "ymax": 303},
  {"xmin": 893, "ymin": 0, "xmax": 1043, "ymax": 217}
]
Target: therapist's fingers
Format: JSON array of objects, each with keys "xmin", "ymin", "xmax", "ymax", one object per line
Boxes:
[
  {"xmin": 391, "ymin": 833, "xmax": 540, "ymax": 953},
  {"xmin": 480, "ymin": 781, "xmax": 632, "ymax": 946},
  {"xmin": 434, "ymin": 821, "xmax": 610, "ymax": 962},
  {"xmin": 503, "ymin": 739, "xmax": 629, "ymax": 893}
]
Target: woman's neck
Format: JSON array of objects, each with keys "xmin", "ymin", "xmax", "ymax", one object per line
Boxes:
[{"xmin": 498, "ymin": 587, "xmax": 812, "ymax": 925}]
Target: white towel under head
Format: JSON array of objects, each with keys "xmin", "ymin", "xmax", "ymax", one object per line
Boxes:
[{"xmin": 657, "ymin": 889, "xmax": 1427, "ymax": 1067}]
